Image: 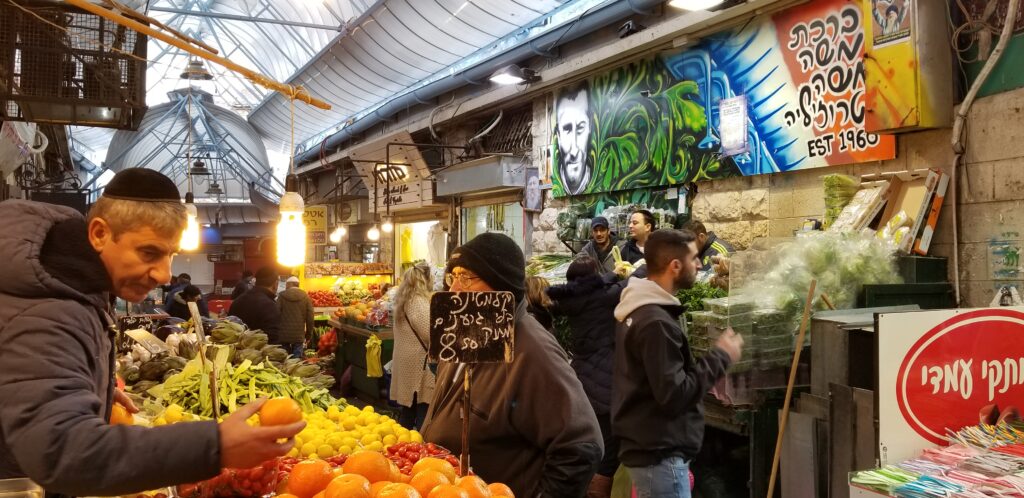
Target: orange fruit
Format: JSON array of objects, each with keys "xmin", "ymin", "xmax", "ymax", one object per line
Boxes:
[
  {"xmin": 487, "ymin": 483, "xmax": 514, "ymax": 497},
  {"xmin": 313, "ymin": 493, "xmax": 325, "ymax": 498},
  {"xmin": 110, "ymin": 402, "xmax": 134, "ymax": 425},
  {"xmin": 371, "ymin": 481, "xmax": 392, "ymax": 496},
  {"xmin": 390, "ymin": 461, "xmax": 410, "ymax": 483},
  {"xmin": 325, "ymin": 474, "xmax": 371, "ymax": 498},
  {"xmin": 456, "ymin": 476, "xmax": 491, "ymax": 498},
  {"xmin": 410, "ymin": 470, "xmax": 450, "ymax": 497},
  {"xmin": 288, "ymin": 459, "xmax": 334, "ymax": 498},
  {"xmin": 344, "ymin": 451, "xmax": 393, "ymax": 483},
  {"xmin": 260, "ymin": 397, "xmax": 303, "ymax": 426},
  {"xmin": 277, "ymin": 495, "xmax": 300, "ymax": 498},
  {"xmin": 376, "ymin": 483, "xmax": 422, "ymax": 498},
  {"xmin": 411, "ymin": 458, "xmax": 458, "ymax": 483},
  {"xmin": 427, "ymin": 485, "xmax": 470, "ymax": 498}
]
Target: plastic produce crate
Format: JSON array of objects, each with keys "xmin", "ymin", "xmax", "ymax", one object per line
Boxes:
[{"xmin": 859, "ymin": 283, "xmax": 954, "ymax": 310}]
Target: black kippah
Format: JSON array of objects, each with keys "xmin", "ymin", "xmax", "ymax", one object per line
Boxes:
[{"xmin": 102, "ymin": 168, "xmax": 181, "ymax": 202}]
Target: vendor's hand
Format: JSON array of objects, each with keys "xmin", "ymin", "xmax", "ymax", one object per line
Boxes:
[
  {"xmin": 218, "ymin": 399, "xmax": 305, "ymax": 469},
  {"xmin": 715, "ymin": 328, "xmax": 744, "ymax": 363},
  {"xmin": 113, "ymin": 388, "xmax": 139, "ymax": 414}
]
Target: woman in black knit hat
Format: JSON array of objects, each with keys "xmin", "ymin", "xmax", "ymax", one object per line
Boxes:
[{"xmin": 421, "ymin": 233, "xmax": 603, "ymax": 498}]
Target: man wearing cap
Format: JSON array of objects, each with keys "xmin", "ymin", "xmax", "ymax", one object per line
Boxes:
[
  {"xmin": 228, "ymin": 266, "xmax": 282, "ymax": 344},
  {"xmin": 580, "ymin": 216, "xmax": 618, "ymax": 275},
  {"xmin": 422, "ymin": 232, "xmax": 604, "ymax": 498},
  {"xmin": 278, "ymin": 276, "xmax": 315, "ymax": 359},
  {"xmin": 0, "ymin": 169, "xmax": 304, "ymax": 497}
]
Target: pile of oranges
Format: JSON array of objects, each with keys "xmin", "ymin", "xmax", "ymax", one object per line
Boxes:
[{"xmin": 279, "ymin": 451, "xmax": 514, "ymax": 498}]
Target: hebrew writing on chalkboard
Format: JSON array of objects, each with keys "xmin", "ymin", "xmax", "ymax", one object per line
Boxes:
[
  {"xmin": 429, "ymin": 292, "xmax": 515, "ymax": 364},
  {"xmin": 117, "ymin": 315, "xmax": 153, "ymax": 353}
]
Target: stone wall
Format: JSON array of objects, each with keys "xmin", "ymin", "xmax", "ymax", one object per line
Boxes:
[{"xmin": 527, "ymin": 81, "xmax": 1024, "ymax": 307}]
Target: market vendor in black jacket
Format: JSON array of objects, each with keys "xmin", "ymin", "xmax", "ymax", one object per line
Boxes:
[
  {"xmin": 0, "ymin": 169, "xmax": 304, "ymax": 497},
  {"xmin": 681, "ymin": 219, "xmax": 735, "ymax": 272},
  {"xmin": 547, "ymin": 256, "xmax": 631, "ymax": 498},
  {"xmin": 618, "ymin": 209, "xmax": 654, "ymax": 264},
  {"xmin": 579, "ymin": 216, "xmax": 618, "ymax": 274},
  {"xmin": 228, "ymin": 266, "xmax": 282, "ymax": 343},
  {"xmin": 422, "ymin": 233, "xmax": 603, "ymax": 498},
  {"xmin": 612, "ymin": 229, "xmax": 743, "ymax": 497}
]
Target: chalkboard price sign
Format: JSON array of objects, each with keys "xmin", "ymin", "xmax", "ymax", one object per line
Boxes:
[
  {"xmin": 429, "ymin": 292, "xmax": 515, "ymax": 364},
  {"xmin": 117, "ymin": 315, "xmax": 153, "ymax": 353}
]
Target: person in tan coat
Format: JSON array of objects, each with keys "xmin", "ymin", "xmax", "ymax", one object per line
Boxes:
[{"xmin": 390, "ymin": 263, "xmax": 435, "ymax": 429}]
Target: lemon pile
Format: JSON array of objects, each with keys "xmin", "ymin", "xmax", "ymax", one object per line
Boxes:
[
  {"xmin": 291, "ymin": 405, "xmax": 423, "ymax": 459},
  {"xmin": 152, "ymin": 403, "xmax": 201, "ymax": 425}
]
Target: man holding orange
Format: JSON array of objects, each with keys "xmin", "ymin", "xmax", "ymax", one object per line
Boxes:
[{"xmin": 0, "ymin": 169, "xmax": 304, "ymax": 497}]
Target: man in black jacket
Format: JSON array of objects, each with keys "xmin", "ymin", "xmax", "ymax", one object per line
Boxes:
[
  {"xmin": 228, "ymin": 267, "xmax": 281, "ymax": 343},
  {"xmin": 618, "ymin": 209, "xmax": 654, "ymax": 264},
  {"xmin": 612, "ymin": 229, "xmax": 743, "ymax": 497}
]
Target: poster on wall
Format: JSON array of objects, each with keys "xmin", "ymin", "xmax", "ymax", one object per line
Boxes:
[
  {"xmin": 550, "ymin": 0, "xmax": 897, "ymax": 197},
  {"xmin": 877, "ymin": 308, "xmax": 1024, "ymax": 465},
  {"xmin": 869, "ymin": 0, "xmax": 912, "ymax": 47}
]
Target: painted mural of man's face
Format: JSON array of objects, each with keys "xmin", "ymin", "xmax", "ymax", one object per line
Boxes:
[{"xmin": 556, "ymin": 86, "xmax": 591, "ymax": 195}]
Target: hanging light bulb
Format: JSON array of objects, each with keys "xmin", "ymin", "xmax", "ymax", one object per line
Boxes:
[
  {"xmin": 180, "ymin": 192, "xmax": 201, "ymax": 251},
  {"xmin": 329, "ymin": 226, "xmax": 347, "ymax": 243},
  {"xmin": 276, "ymin": 178, "xmax": 306, "ymax": 267},
  {"xmin": 367, "ymin": 225, "xmax": 381, "ymax": 241},
  {"xmin": 381, "ymin": 218, "xmax": 394, "ymax": 234}
]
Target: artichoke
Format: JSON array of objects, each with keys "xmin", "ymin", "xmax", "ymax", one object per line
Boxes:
[
  {"xmin": 261, "ymin": 345, "xmax": 288, "ymax": 363},
  {"xmin": 139, "ymin": 360, "xmax": 169, "ymax": 381},
  {"xmin": 165, "ymin": 356, "xmax": 188, "ymax": 371},
  {"xmin": 291, "ymin": 364, "xmax": 321, "ymax": 378},
  {"xmin": 239, "ymin": 332, "xmax": 268, "ymax": 350}
]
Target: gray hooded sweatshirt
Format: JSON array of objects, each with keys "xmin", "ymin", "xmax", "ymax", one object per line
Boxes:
[{"xmin": 0, "ymin": 200, "xmax": 221, "ymax": 497}]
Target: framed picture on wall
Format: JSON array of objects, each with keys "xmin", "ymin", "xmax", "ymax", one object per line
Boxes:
[{"xmin": 524, "ymin": 168, "xmax": 543, "ymax": 212}]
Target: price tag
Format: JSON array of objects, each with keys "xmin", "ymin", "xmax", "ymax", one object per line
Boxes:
[
  {"xmin": 125, "ymin": 328, "xmax": 170, "ymax": 355},
  {"xmin": 117, "ymin": 315, "xmax": 153, "ymax": 353},
  {"xmin": 429, "ymin": 292, "xmax": 515, "ymax": 364}
]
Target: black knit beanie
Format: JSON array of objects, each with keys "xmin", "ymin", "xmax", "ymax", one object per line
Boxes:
[{"xmin": 448, "ymin": 232, "xmax": 526, "ymax": 303}]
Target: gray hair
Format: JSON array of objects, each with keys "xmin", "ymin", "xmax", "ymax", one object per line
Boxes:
[{"xmin": 88, "ymin": 196, "xmax": 187, "ymax": 239}]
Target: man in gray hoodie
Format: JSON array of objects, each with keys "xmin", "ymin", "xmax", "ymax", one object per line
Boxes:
[
  {"xmin": 0, "ymin": 169, "xmax": 304, "ymax": 497},
  {"xmin": 612, "ymin": 229, "xmax": 743, "ymax": 497},
  {"xmin": 278, "ymin": 276, "xmax": 315, "ymax": 358}
]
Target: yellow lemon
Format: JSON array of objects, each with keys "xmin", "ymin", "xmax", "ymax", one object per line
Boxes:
[
  {"xmin": 411, "ymin": 431, "xmax": 423, "ymax": 443},
  {"xmin": 360, "ymin": 433, "xmax": 380, "ymax": 445},
  {"xmin": 365, "ymin": 441, "xmax": 384, "ymax": 452},
  {"xmin": 301, "ymin": 442, "xmax": 318, "ymax": 457},
  {"xmin": 382, "ymin": 435, "xmax": 397, "ymax": 446},
  {"xmin": 398, "ymin": 434, "xmax": 411, "ymax": 443},
  {"xmin": 317, "ymin": 444, "xmax": 335, "ymax": 459},
  {"xmin": 339, "ymin": 445, "xmax": 353, "ymax": 455}
]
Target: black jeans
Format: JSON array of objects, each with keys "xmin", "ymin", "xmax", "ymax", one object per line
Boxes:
[
  {"xmin": 597, "ymin": 412, "xmax": 621, "ymax": 477},
  {"xmin": 399, "ymin": 393, "xmax": 429, "ymax": 430}
]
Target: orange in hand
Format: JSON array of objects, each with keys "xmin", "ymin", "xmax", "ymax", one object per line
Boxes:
[
  {"xmin": 259, "ymin": 398, "xmax": 303, "ymax": 426},
  {"xmin": 288, "ymin": 459, "xmax": 333, "ymax": 498},
  {"xmin": 344, "ymin": 451, "xmax": 393, "ymax": 483},
  {"xmin": 110, "ymin": 403, "xmax": 134, "ymax": 425}
]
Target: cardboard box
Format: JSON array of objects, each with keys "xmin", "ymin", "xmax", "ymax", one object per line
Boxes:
[
  {"xmin": 913, "ymin": 171, "xmax": 950, "ymax": 255},
  {"xmin": 877, "ymin": 170, "xmax": 940, "ymax": 254}
]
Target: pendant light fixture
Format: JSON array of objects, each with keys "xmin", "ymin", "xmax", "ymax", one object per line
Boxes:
[
  {"xmin": 381, "ymin": 218, "xmax": 394, "ymax": 233},
  {"xmin": 179, "ymin": 77, "xmax": 200, "ymax": 251},
  {"xmin": 180, "ymin": 192, "xmax": 201, "ymax": 251},
  {"xmin": 329, "ymin": 161, "xmax": 348, "ymax": 244},
  {"xmin": 277, "ymin": 94, "xmax": 306, "ymax": 267}
]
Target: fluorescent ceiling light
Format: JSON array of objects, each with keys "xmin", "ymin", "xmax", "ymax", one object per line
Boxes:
[
  {"xmin": 668, "ymin": 0, "xmax": 726, "ymax": 10},
  {"xmin": 489, "ymin": 64, "xmax": 539, "ymax": 85}
]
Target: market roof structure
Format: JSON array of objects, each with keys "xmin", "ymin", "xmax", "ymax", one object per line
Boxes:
[{"xmin": 71, "ymin": 0, "xmax": 579, "ymax": 195}]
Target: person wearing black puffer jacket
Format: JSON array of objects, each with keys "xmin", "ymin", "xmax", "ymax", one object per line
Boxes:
[{"xmin": 547, "ymin": 255, "xmax": 629, "ymax": 498}]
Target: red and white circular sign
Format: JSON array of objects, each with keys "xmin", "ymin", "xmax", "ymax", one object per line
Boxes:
[{"xmin": 896, "ymin": 309, "xmax": 1024, "ymax": 445}]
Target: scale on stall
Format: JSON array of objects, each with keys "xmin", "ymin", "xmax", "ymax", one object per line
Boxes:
[{"xmin": 428, "ymin": 291, "xmax": 516, "ymax": 474}]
